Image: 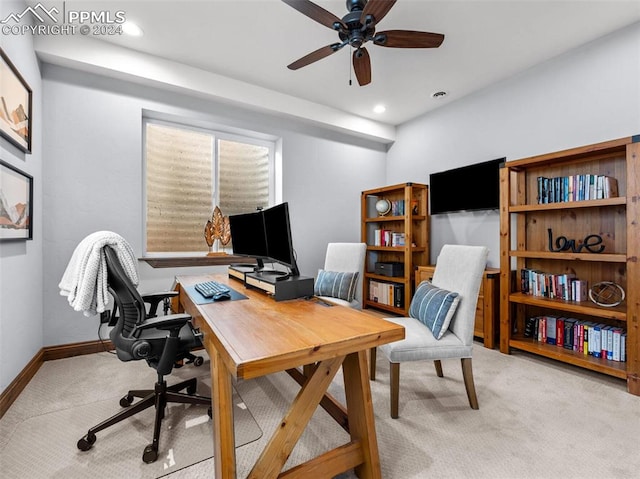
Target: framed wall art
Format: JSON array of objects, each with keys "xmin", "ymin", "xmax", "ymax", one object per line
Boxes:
[
  {"xmin": 0, "ymin": 159, "xmax": 33, "ymax": 240},
  {"xmin": 0, "ymin": 48, "xmax": 32, "ymax": 153}
]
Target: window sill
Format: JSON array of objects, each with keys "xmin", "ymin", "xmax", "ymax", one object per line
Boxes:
[{"xmin": 140, "ymin": 255, "xmax": 256, "ymax": 269}]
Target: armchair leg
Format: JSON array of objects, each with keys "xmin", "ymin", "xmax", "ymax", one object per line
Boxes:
[
  {"xmin": 461, "ymin": 358, "xmax": 479, "ymax": 410},
  {"xmin": 390, "ymin": 362, "xmax": 400, "ymax": 419},
  {"xmin": 369, "ymin": 347, "xmax": 377, "ymax": 381},
  {"xmin": 434, "ymin": 360, "xmax": 443, "ymax": 377}
]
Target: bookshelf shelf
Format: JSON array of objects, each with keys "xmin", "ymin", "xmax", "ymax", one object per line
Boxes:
[
  {"xmin": 361, "ymin": 183, "xmax": 429, "ymax": 316},
  {"xmin": 508, "ymin": 336, "xmax": 627, "ymax": 378},
  {"xmin": 509, "ymin": 196, "xmax": 625, "ymax": 212},
  {"xmin": 499, "ymin": 135, "xmax": 640, "ymax": 395},
  {"xmin": 508, "ymin": 292, "xmax": 627, "ymax": 320}
]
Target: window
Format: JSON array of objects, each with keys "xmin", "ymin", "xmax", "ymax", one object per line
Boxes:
[{"xmin": 144, "ymin": 120, "xmax": 275, "ymax": 255}]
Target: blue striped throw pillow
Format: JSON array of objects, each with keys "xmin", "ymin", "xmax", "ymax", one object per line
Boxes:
[
  {"xmin": 314, "ymin": 270, "xmax": 359, "ymax": 303},
  {"xmin": 409, "ymin": 281, "xmax": 460, "ymax": 339}
]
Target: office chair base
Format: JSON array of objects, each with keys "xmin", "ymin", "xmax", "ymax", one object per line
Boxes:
[{"xmin": 76, "ymin": 377, "xmax": 211, "ymax": 463}]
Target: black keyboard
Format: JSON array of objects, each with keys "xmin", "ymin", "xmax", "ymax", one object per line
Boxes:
[{"xmin": 194, "ymin": 281, "xmax": 231, "ymax": 300}]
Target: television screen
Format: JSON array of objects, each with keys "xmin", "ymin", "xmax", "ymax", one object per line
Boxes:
[{"xmin": 429, "ymin": 158, "xmax": 505, "ymax": 214}]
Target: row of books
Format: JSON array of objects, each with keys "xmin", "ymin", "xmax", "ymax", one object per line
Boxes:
[
  {"xmin": 372, "ymin": 229, "xmax": 406, "ymax": 247},
  {"xmin": 388, "ymin": 200, "xmax": 406, "ymax": 216},
  {"xmin": 536, "ymin": 174, "xmax": 618, "ymax": 204},
  {"xmin": 369, "ymin": 280, "xmax": 404, "ymax": 308},
  {"xmin": 520, "ymin": 268, "xmax": 588, "ymax": 301},
  {"xmin": 524, "ymin": 315, "xmax": 626, "ymax": 362}
]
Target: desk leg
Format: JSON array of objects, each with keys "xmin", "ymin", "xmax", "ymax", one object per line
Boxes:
[
  {"xmin": 211, "ymin": 347, "xmax": 235, "ymax": 479},
  {"xmin": 343, "ymin": 350, "xmax": 382, "ymax": 479},
  {"xmin": 249, "ymin": 356, "xmax": 344, "ymax": 478}
]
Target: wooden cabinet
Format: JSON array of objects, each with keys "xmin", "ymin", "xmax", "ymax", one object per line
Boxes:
[
  {"xmin": 416, "ymin": 266, "xmax": 500, "ymax": 349},
  {"xmin": 361, "ymin": 183, "xmax": 429, "ymax": 316},
  {"xmin": 499, "ymin": 135, "xmax": 640, "ymax": 395}
]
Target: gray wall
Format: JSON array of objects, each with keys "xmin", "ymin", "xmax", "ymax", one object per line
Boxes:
[
  {"xmin": 41, "ymin": 64, "xmax": 387, "ymax": 347},
  {"xmin": 387, "ymin": 22, "xmax": 640, "ymax": 267},
  {"xmin": 0, "ymin": 0, "xmax": 44, "ymax": 392}
]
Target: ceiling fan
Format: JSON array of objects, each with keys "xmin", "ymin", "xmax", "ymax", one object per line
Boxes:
[{"xmin": 282, "ymin": 0, "xmax": 445, "ymax": 86}]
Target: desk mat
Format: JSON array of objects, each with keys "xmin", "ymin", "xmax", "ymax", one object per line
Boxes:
[{"xmin": 184, "ymin": 284, "xmax": 248, "ymax": 305}]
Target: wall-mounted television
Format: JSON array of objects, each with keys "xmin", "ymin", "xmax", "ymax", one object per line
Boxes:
[
  {"xmin": 228, "ymin": 202, "xmax": 300, "ymax": 277},
  {"xmin": 429, "ymin": 158, "xmax": 505, "ymax": 215}
]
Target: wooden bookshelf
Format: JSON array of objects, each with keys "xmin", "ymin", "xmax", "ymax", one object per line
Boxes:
[
  {"xmin": 499, "ymin": 135, "xmax": 640, "ymax": 395},
  {"xmin": 361, "ymin": 183, "xmax": 429, "ymax": 316}
]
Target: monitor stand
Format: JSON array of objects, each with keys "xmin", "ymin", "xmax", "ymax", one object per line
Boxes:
[
  {"xmin": 255, "ymin": 270, "xmax": 291, "ymax": 281},
  {"xmin": 228, "ymin": 260, "xmax": 291, "ymax": 282},
  {"xmin": 244, "ymin": 270, "xmax": 314, "ymax": 301}
]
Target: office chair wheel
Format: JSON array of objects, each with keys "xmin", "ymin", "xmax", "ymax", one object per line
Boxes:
[
  {"xmin": 77, "ymin": 432, "xmax": 96, "ymax": 451},
  {"xmin": 143, "ymin": 444, "xmax": 158, "ymax": 463},
  {"xmin": 193, "ymin": 356, "xmax": 204, "ymax": 367},
  {"xmin": 120, "ymin": 394, "xmax": 134, "ymax": 407}
]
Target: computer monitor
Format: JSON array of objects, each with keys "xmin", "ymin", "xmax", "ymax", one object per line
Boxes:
[
  {"xmin": 263, "ymin": 202, "xmax": 300, "ymax": 277},
  {"xmin": 228, "ymin": 202, "xmax": 300, "ymax": 277},
  {"xmin": 228, "ymin": 210, "xmax": 268, "ymax": 269}
]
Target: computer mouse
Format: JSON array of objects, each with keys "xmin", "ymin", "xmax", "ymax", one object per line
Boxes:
[{"xmin": 213, "ymin": 292, "xmax": 231, "ymax": 301}]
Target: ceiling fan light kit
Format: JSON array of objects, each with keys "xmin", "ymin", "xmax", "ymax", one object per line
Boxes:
[{"xmin": 283, "ymin": 0, "xmax": 444, "ymax": 86}]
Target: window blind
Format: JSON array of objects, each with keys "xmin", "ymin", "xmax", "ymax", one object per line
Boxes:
[
  {"xmin": 146, "ymin": 123, "xmax": 213, "ymax": 253},
  {"xmin": 218, "ymin": 139, "xmax": 270, "ymax": 216}
]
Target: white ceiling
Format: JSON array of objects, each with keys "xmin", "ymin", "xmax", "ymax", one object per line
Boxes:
[{"xmin": 27, "ymin": 1, "xmax": 640, "ymax": 129}]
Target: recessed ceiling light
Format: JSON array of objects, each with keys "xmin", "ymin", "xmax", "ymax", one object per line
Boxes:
[
  {"xmin": 373, "ymin": 104, "xmax": 386, "ymax": 114},
  {"xmin": 431, "ymin": 91, "xmax": 448, "ymax": 99},
  {"xmin": 122, "ymin": 21, "xmax": 143, "ymax": 37}
]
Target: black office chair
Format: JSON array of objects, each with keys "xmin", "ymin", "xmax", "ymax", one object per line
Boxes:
[{"xmin": 76, "ymin": 246, "xmax": 211, "ymax": 463}]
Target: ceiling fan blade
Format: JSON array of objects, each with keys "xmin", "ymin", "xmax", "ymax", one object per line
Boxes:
[
  {"xmin": 282, "ymin": 0, "xmax": 345, "ymax": 30},
  {"xmin": 353, "ymin": 48, "xmax": 371, "ymax": 86},
  {"xmin": 288, "ymin": 43, "xmax": 344, "ymax": 70},
  {"xmin": 360, "ymin": 0, "xmax": 397, "ymax": 26},
  {"xmin": 374, "ymin": 30, "xmax": 444, "ymax": 48}
]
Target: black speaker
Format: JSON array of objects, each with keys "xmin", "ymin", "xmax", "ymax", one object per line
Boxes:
[{"xmin": 374, "ymin": 262, "xmax": 404, "ymax": 277}]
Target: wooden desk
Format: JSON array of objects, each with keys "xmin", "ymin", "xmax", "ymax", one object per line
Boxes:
[{"xmin": 174, "ymin": 274, "xmax": 405, "ymax": 479}]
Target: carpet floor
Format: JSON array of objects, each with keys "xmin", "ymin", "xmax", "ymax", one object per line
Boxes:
[{"xmin": 2, "ymin": 342, "xmax": 640, "ymax": 478}]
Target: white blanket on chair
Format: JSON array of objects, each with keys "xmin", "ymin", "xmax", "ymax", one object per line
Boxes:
[{"xmin": 59, "ymin": 231, "xmax": 139, "ymax": 317}]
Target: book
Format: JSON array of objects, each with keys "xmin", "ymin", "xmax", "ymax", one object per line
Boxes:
[
  {"xmin": 606, "ymin": 326, "xmax": 614, "ymax": 361},
  {"xmin": 556, "ymin": 317, "xmax": 565, "ymax": 348},
  {"xmin": 524, "ymin": 316, "xmax": 537, "ymax": 338},
  {"xmin": 582, "ymin": 322, "xmax": 591, "ymax": 356},
  {"xmin": 601, "ymin": 325, "xmax": 611, "ymax": 359},
  {"xmin": 546, "ymin": 316, "xmax": 557, "ymax": 345},
  {"xmin": 393, "ymin": 284, "xmax": 404, "ymax": 308},
  {"xmin": 612, "ymin": 328, "xmax": 622, "ymax": 362},
  {"xmin": 591, "ymin": 325, "xmax": 601, "ymax": 358},
  {"xmin": 563, "ymin": 318, "xmax": 576, "ymax": 350},
  {"xmin": 576, "ymin": 322, "xmax": 584, "ymax": 353},
  {"xmin": 538, "ymin": 316, "xmax": 547, "ymax": 343},
  {"xmin": 604, "ymin": 176, "xmax": 619, "ymax": 198}
]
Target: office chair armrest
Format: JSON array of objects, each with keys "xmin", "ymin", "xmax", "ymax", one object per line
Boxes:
[
  {"xmin": 134, "ymin": 313, "xmax": 191, "ymax": 334},
  {"xmin": 141, "ymin": 291, "xmax": 179, "ymax": 301},
  {"xmin": 142, "ymin": 291, "xmax": 179, "ymax": 317}
]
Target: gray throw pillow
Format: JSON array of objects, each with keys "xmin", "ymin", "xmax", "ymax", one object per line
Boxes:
[
  {"xmin": 314, "ymin": 270, "xmax": 359, "ymax": 303},
  {"xmin": 409, "ymin": 281, "xmax": 460, "ymax": 339}
]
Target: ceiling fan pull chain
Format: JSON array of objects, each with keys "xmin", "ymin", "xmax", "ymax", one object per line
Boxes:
[{"xmin": 349, "ymin": 50, "xmax": 353, "ymax": 85}]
